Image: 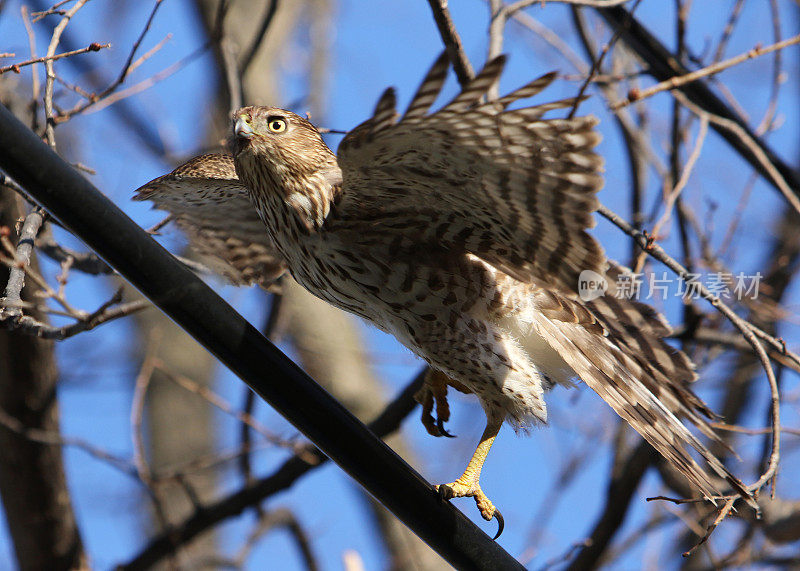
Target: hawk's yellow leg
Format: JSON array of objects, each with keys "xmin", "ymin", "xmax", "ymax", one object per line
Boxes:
[{"xmin": 437, "ymin": 418, "xmax": 504, "ymax": 538}]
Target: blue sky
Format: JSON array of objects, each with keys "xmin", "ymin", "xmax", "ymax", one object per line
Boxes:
[{"xmin": 0, "ymin": 0, "xmax": 798, "ymax": 568}]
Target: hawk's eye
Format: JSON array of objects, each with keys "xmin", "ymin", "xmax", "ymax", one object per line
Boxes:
[{"xmin": 267, "ymin": 117, "xmax": 287, "ymax": 133}]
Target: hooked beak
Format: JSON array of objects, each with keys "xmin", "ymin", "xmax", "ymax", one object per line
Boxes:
[{"xmin": 234, "ymin": 116, "xmax": 255, "ymax": 139}]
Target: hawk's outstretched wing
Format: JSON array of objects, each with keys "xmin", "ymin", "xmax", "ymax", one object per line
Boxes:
[
  {"xmin": 134, "ymin": 154, "xmax": 285, "ymax": 289},
  {"xmin": 335, "ymin": 52, "xmax": 605, "ymax": 296}
]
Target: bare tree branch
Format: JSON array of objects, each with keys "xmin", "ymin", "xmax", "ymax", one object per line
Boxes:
[
  {"xmin": 611, "ymin": 33, "xmax": 800, "ymax": 111},
  {"xmin": 119, "ymin": 371, "xmax": 425, "ymax": 570},
  {"xmin": 426, "ymin": 0, "xmax": 475, "ymax": 85}
]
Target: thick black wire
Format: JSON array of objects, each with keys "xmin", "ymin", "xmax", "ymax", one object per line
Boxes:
[{"xmin": 0, "ymin": 104, "xmax": 524, "ymax": 571}]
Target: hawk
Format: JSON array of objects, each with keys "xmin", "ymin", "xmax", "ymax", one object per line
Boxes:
[{"xmin": 136, "ymin": 52, "xmax": 753, "ymax": 535}]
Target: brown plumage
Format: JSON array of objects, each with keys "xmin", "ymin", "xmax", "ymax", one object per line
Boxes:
[
  {"xmin": 138, "ymin": 52, "xmax": 753, "ymax": 531},
  {"xmin": 133, "ymin": 153, "xmax": 285, "ymax": 289}
]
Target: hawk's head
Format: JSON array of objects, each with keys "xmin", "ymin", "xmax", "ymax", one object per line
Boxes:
[
  {"xmin": 232, "ymin": 106, "xmax": 342, "ymax": 231},
  {"xmin": 232, "ymin": 106, "xmax": 336, "ymax": 181}
]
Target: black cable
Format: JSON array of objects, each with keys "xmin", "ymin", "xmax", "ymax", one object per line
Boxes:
[{"xmin": 0, "ymin": 103, "xmax": 524, "ymax": 571}]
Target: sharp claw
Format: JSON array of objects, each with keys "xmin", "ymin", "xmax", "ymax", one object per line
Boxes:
[
  {"xmin": 436, "ymin": 418, "xmax": 455, "ymax": 438},
  {"xmin": 492, "ymin": 507, "xmax": 504, "ymax": 539},
  {"xmin": 419, "ymin": 405, "xmax": 441, "ymax": 437},
  {"xmin": 438, "ymin": 484, "xmax": 453, "ymax": 501}
]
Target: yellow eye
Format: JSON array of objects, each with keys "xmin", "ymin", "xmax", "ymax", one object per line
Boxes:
[{"xmin": 267, "ymin": 118, "xmax": 287, "ymax": 133}]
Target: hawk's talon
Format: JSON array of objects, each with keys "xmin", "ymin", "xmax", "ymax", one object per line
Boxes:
[
  {"xmin": 437, "ymin": 418, "xmax": 455, "ymax": 438},
  {"xmin": 437, "ymin": 482, "xmax": 454, "ymax": 501},
  {"xmin": 492, "ymin": 508, "xmax": 504, "ymax": 539}
]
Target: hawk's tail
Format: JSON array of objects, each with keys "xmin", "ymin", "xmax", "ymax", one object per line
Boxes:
[{"xmin": 532, "ymin": 287, "xmax": 755, "ymax": 507}]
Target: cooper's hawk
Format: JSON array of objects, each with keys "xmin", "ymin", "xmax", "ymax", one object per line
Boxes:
[{"xmin": 137, "ymin": 52, "xmax": 753, "ymax": 535}]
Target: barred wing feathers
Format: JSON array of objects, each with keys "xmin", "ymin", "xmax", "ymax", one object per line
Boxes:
[
  {"xmin": 336, "ymin": 53, "xmax": 606, "ymax": 296},
  {"xmin": 533, "ymin": 288, "xmax": 753, "ymax": 505},
  {"xmin": 134, "ymin": 154, "xmax": 285, "ymax": 288}
]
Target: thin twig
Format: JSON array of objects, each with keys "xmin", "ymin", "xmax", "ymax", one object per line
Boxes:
[
  {"xmin": 144, "ymin": 214, "xmax": 173, "ymax": 236},
  {"xmin": 71, "ymin": 44, "xmax": 208, "ymax": 117},
  {"xmin": 131, "ymin": 330, "xmax": 172, "ymax": 532},
  {"xmin": 114, "ymin": 0, "xmax": 165, "ymax": 85},
  {"xmin": 31, "ymin": 0, "xmax": 75, "ymax": 22},
  {"xmin": 754, "ymin": 0, "xmax": 783, "ymax": 136},
  {"xmin": 0, "ymin": 297, "xmax": 150, "ymax": 339},
  {"xmin": 596, "ymin": 6, "xmax": 800, "ymax": 208},
  {"xmin": 43, "ymin": 0, "xmax": 90, "ymax": 148},
  {"xmin": 154, "ymin": 359, "xmax": 306, "ymax": 455},
  {"xmin": 506, "ymin": 0, "xmax": 633, "ymax": 13},
  {"xmin": 670, "ymin": 325, "xmax": 800, "ymax": 374},
  {"xmin": 710, "ymin": 422, "xmax": 800, "ymax": 438},
  {"xmin": 489, "ymin": 0, "xmax": 633, "ymax": 69},
  {"xmin": 0, "ymin": 42, "xmax": 109, "ymax": 75},
  {"xmin": 232, "ymin": 508, "xmax": 319, "ymax": 571},
  {"xmin": 683, "ymin": 497, "xmax": 737, "ymax": 557},
  {"xmin": 0, "ymin": 403, "xmax": 137, "ymax": 477},
  {"xmin": 568, "ymin": 0, "xmax": 642, "ymax": 119},
  {"xmin": 37, "ymin": 230, "xmax": 113, "ymax": 274},
  {"xmin": 124, "ymin": 33, "xmax": 171, "ymax": 77},
  {"xmin": 51, "ymin": 0, "xmax": 173, "ymax": 123},
  {"xmin": 711, "ymin": 0, "xmax": 745, "ymax": 65},
  {"xmin": 633, "ymin": 115, "xmax": 708, "ymax": 271},
  {"xmin": 21, "ymin": 6, "xmax": 42, "ymax": 127},
  {"xmin": 612, "ymin": 33, "xmax": 800, "ymax": 110},
  {"xmin": 671, "ymin": 90, "xmax": 800, "ymax": 217},
  {"xmin": 505, "ymin": 4, "xmax": 588, "ymax": 73}
]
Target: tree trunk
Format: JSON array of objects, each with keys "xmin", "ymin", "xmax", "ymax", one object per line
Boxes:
[
  {"xmin": 0, "ymin": 187, "xmax": 86, "ymax": 570},
  {"xmin": 129, "ymin": 284, "xmax": 219, "ymax": 568}
]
